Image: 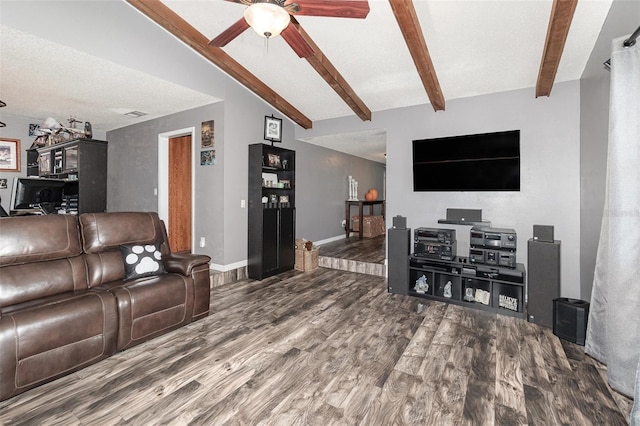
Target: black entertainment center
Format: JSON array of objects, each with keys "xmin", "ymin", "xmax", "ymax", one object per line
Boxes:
[{"xmin": 389, "ymin": 210, "xmax": 527, "ymax": 319}]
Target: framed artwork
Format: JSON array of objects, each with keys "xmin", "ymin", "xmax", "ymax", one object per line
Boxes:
[
  {"xmin": 267, "ymin": 153, "xmax": 281, "ymax": 168},
  {"xmin": 0, "ymin": 178, "xmax": 7, "ymax": 189},
  {"xmin": 201, "ymin": 120, "xmax": 214, "ymax": 148},
  {"xmin": 0, "ymin": 138, "xmax": 21, "ymax": 172},
  {"xmin": 264, "ymin": 115, "xmax": 282, "ymax": 143},
  {"xmin": 279, "ymin": 195, "xmax": 289, "ymax": 204},
  {"xmin": 200, "ymin": 149, "xmax": 216, "ymax": 166}
]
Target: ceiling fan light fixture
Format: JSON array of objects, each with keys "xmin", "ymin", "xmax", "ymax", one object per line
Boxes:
[{"xmin": 244, "ymin": 1, "xmax": 290, "ymax": 39}]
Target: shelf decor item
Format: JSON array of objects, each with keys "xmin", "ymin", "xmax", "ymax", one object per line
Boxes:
[
  {"xmin": 264, "ymin": 115, "xmax": 282, "ymax": 144},
  {"xmin": 0, "ymin": 138, "xmax": 21, "ymax": 172}
]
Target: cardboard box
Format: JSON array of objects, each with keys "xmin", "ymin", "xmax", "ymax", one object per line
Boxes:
[{"xmin": 295, "ymin": 247, "xmax": 319, "ymax": 272}]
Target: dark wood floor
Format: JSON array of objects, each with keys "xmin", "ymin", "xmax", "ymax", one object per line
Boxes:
[
  {"xmin": 0, "ymin": 267, "xmax": 632, "ymax": 425},
  {"xmin": 318, "ymin": 235, "xmax": 385, "ymax": 264}
]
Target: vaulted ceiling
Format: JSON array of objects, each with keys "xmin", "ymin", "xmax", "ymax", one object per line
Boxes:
[{"xmin": 0, "ymin": 0, "xmax": 613, "ymax": 160}]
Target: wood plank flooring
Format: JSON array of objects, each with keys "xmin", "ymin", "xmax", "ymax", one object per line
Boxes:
[{"xmin": 0, "ymin": 267, "xmax": 632, "ymax": 425}]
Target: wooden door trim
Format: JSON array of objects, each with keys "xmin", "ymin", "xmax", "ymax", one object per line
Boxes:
[{"xmin": 158, "ymin": 127, "xmax": 195, "ymax": 248}]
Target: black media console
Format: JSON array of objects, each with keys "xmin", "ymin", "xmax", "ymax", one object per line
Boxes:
[{"xmin": 408, "ymin": 255, "xmax": 526, "ymax": 319}]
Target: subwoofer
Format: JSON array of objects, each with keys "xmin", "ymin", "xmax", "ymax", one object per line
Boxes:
[
  {"xmin": 553, "ymin": 298, "xmax": 589, "ymax": 345},
  {"xmin": 388, "ymin": 226, "xmax": 411, "ymax": 295}
]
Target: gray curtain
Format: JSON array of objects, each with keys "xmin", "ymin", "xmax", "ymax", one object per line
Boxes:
[{"xmin": 585, "ymin": 35, "xmax": 640, "ymax": 400}]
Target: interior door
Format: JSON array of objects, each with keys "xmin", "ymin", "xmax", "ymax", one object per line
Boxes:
[{"xmin": 168, "ymin": 135, "xmax": 192, "ymax": 253}]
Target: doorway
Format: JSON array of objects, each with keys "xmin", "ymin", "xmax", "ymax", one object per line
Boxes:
[{"xmin": 158, "ymin": 128, "xmax": 195, "ymax": 253}]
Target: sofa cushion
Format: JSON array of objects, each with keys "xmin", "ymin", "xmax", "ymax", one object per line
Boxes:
[
  {"xmin": 0, "ymin": 289, "xmax": 118, "ymax": 400},
  {"xmin": 120, "ymin": 243, "xmax": 165, "ymax": 280},
  {"xmin": 0, "ymin": 215, "xmax": 82, "ymax": 266},
  {"xmin": 80, "ymin": 212, "xmax": 166, "ymax": 254}
]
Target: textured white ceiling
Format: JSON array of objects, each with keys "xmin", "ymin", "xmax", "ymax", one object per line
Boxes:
[{"xmin": 0, "ymin": 0, "xmax": 614, "ymax": 163}]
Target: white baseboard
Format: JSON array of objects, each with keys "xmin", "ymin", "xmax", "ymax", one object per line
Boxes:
[
  {"xmin": 314, "ymin": 234, "xmax": 346, "ymax": 246},
  {"xmin": 209, "ymin": 259, "xmax": 248, "ymax": 272}
]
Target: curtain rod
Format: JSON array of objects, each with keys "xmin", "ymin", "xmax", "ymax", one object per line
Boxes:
[
  {"xmin": 623, "ymin": 25, "xmax": 640, "ymax": 47},
  {"xmin": 603, "ymin": 24, "xmax": 640, "ymax": 71}
]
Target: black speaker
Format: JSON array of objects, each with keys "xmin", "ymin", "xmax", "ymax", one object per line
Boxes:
[
  {"xmin": 527, "ymin": 239, "xmax": 561, "ymax": 328},
  {"xmin": 553, "ymin": 298, "xmax": 589, "ymax": 345},
  {"xmin": 388, "ymin": 227, "xmax": 411, "ymax": 295},
  {"xmin": 533, "ymin": 225, "xmax": 554, "ymax": 242},
  {"xmin": 392, "ymin": 215, "xmax": 407, "ymax": 229},
  {"xmin": 446, "ymin": 208, "xmax": 482, "ymax": 223}
]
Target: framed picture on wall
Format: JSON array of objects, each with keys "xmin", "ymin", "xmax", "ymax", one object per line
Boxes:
[
  {"xmin": 0, "ymin": 138, "xmax": 20, "ymax": 172},
  {"xmin": 264, "ymin": 115, "xmax": 282, "ymax": 143},
  {"xmin": 201, "ymin": 120, "xmax": 214, "ymax": 148}
]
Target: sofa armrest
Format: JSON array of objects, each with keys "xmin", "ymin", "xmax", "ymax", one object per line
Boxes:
[{"xmin": 163, "ymin": 253, "xmax": 210, "ymax": 276}]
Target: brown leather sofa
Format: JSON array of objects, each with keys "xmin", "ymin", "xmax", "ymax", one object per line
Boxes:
[{"xmin": 0, "ymin": 212, "xmax": 211, "ymax": 401}]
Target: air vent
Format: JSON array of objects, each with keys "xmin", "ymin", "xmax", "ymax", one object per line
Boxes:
[{"xmin": 124, "ymin": 110, "xmax": 148, "ymax": 118}]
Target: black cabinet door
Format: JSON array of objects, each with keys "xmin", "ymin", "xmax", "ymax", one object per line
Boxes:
[
  {"xmin": 279, "ymin": 208, "xmax": 295, "ymax": 269},
  {"xmin": 262, "ymin": 208, "xmax": 279, "ymax": 273}
]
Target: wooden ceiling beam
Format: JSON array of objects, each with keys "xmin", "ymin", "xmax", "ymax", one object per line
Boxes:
[
  {"xmin": 536, "ymin": 0, "xmax": 578, "ymax": 97},
  {"xmin": 126, "ymin": 0, "xmax": 313, "ymax": 129},
  {"xmin": 389, "ymin": 0, "xmax": 445, "ymax": 112},
  {"xmin": 290, "ymin": 17, "xmax": 372, "ymax": 122}
]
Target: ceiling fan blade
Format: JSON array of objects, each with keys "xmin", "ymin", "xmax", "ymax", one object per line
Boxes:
[
  {"xmin": 281, "ymin": 23, "xmax": 315, "ymax": 58},
  {"xmin": 287, "ymin": 0, "xmax": 369, "ymax": 19},
  {"xmin": 224, "ymin": 0, "xmax": 252, "ymax": 5},
  {"xmin": 208, "ymin": 17, "xmax": 250, "ymax": 47}
]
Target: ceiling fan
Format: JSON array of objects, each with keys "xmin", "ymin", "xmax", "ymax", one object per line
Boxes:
[{"xmin": 208, "ymin": 0, "xmax": 370, "ymax": 58}]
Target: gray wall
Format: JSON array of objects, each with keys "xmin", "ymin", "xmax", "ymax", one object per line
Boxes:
[
  {"xmin": 579, "ymin": 0, "xmax": 640, "ymax": 301},
  {"xmin": 106, "ymin": 104, "xmax": 225, "ymax": 264},
  {"xmin": 105, "ymin": 93, "xmax": 384, "ymax": 268},
  {"xmin": 299, "ymin": 81, "xmax": 583, "ymax": 298}
]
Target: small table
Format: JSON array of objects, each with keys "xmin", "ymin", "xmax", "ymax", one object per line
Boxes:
[{"xmin": 345, "ymin": 200, "xmax": 385, "ymax": 239}]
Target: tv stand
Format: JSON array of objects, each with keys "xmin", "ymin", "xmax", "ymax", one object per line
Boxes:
[{"xmin": 408, "ymin": 255, "xmax": 526, "ymax": 319}]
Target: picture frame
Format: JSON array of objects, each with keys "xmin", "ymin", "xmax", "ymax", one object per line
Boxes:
[
  {"xmin": 200, "ymin": 149, "xmax": 216, "ymax": 166},
  {"xmin": 0, "ymin": 138, "xmax": 21, "ymax": 172},
  {"xmin": 279, "ymin": 179, "xmax": 291, "ymax": 189},
  {"xmin": 267, "ymin": 153, "xmax": 281, "ymax": 169},
  {"xmin": 0, "ymin": 178, "xmax": 7, "ymax": 189},
  {"xmin": 264, "ymin": 115, "xmax": 282, "ymax": 143},
  {"xmin": 201, "ymin": 120, "xmax": 214, "ymax": 148},
  {"xmin": 279, "ymin": 195, "xmax": 289, "ymax": 204}
]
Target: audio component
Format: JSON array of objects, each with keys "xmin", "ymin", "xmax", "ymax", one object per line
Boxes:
[
  {"xmin": 414, "ymin": 241, "xmax": 457, "ymax": 261},
  {"xmin": 445, "ymin": 208, "xmax": 482, "ymax": 223},
  {"xmin": 533, "ymin": 224, "xmax": 554, "ymax": 242},
  {"xmin": 392, "ymin": 215, "xmax": 407, "ymax": 229},
  {"xmin": 414, "ymin": 227, "xmax": 456, "ymax": 244},
  {"xmin": 528, "ymin": 238, "xmax": 560, "ymax": 328},
  {"xmin": 469, "ymin": 248, "xmax": 516, "ymax": 268},
  {"xmin": 470, "ymin": 226, "xmax": 517, "ymax": 251},
  {"xmin": 553, "ymin": 298, "xmax": 589, "ymax": 345},
  {"xmin": 388, "ymin": 227, "xmax": 411, "ymax": 295}
]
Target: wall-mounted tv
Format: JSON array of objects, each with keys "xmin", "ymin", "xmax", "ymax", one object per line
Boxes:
[{"xmin": 412, "ymin": 130, "xmax": 520, "ymax": 191}]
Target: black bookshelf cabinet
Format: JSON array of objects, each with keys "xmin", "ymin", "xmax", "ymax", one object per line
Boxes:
[{"xmin": 248, "ymin": 143, "xmax": 296, "ymax": 280}]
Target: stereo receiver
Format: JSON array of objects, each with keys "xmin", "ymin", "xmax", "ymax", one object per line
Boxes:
[
  {"xmin": 414, "ymin": 227, "xmax": 456, "ymax": 245},
  {"xmin": 414, "ymin": 241, "xmax": 457, "ymax": 261}
]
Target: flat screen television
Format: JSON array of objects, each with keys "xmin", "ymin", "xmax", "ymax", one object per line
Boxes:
[
  {"xmin": 412, "ymin": 130, "xmax": 520, "ymax": 191},
  {"xmin": 10, "ymin": 177, "xmax": 67, "ymax": 212}
]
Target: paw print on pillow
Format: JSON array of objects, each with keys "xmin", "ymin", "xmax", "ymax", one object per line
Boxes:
[{"xmin": 120, "ymin": 244, "xmax": 166, "ymax": 280}]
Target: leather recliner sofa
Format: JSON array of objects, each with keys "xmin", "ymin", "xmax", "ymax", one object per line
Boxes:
[{"xmin": 0, "ymin": 212, "xmax": 211, "ymax": 401}]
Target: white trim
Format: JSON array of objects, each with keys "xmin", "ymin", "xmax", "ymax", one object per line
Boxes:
[
  {"xmin": 314, "ymin": 234, "xmax": 346, "ymax": 246},
  {"xmin": 209, "ymin": 259, "xmax": 248, "ymax": 272},
  {"xmin": 158, "ymin": 127, "xmax": 196, "ymax": 249}
]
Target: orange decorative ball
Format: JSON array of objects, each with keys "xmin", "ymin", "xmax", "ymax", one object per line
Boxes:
[
  {"xmin": 368, "ymin": 189, "xmax": 378, "ymax": 200},
  {"xmin": 365, "ymin": 191, "xmax": 375, "ymax": 201}
]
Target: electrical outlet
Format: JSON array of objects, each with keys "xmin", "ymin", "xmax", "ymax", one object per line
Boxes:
[
  {"xmin": 241, "ymin": 199, "xmax": 246, "ymax": 208},
  {"xmin": 199, "ymin": 237, "xmax": 206, "ymax": 248},
  {"xmin": 341, "ymin": 219, "xmax": 346, "ymax": 228}
]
